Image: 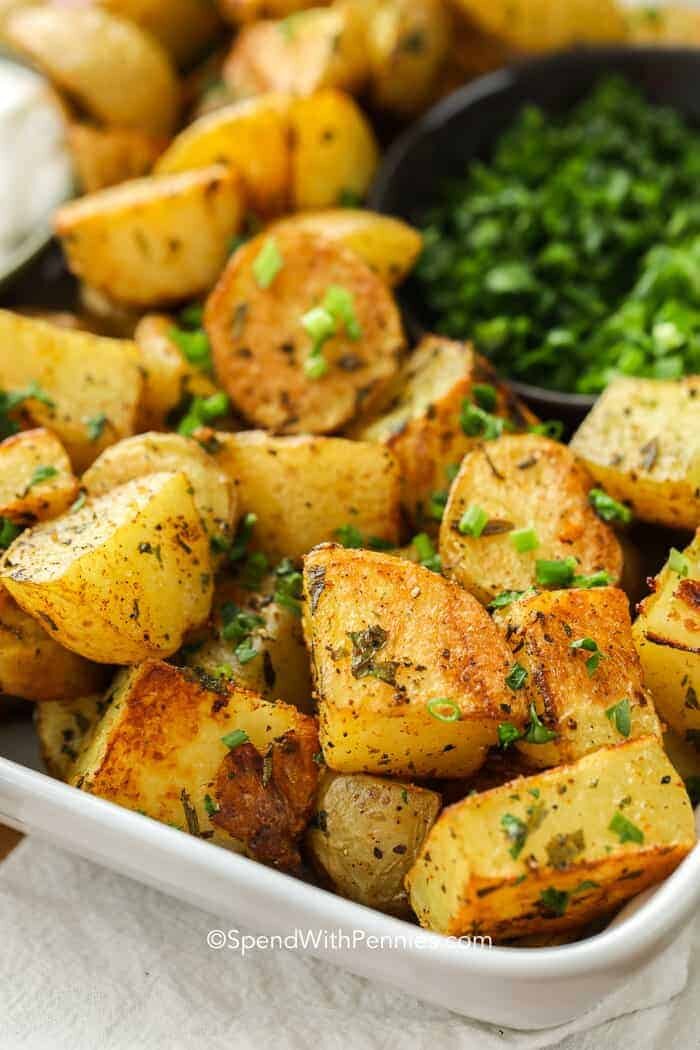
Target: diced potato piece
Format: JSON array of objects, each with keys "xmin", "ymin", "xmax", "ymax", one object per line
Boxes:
[
  {"xmin": 307, "ymin": 771, "xmax": 440, "ymax": 915},
  {"xmin": 155, "ymin": 94, "xmax": 292, "ymax": 216},
  {"xmin": 34, "ymin": 694, "xmax": 106, "ymax": 780},
  {"xmin": 1, "ymin": 472, "xmax": 213, "ymax": 664},
  {"xmin": 71, "ymin": 660, "xmax": 320, "ymax": 868},
  {"xmin": 498, "ymin": 587, "xmax": 661, "ymax": 768},
  {"xmin": 68, "ymin": 123, "xmax": 166, "ymax": 194},
  {"xmin": 5, "ymin": 7, "xmax": 179, "ymax": 135},
  {"xmin": 633, "ymin": 530, "xmax": 700, "ymax": 744},
  {"xmin": 303, "ymin": 545, "xmax": 526, "ymax": 777},
  {"xmin": 407, "ymin": 735, "xmax": 695, "ymax": 938},
  {"xmin": 570, "ymin": 376, "xmax": 700, "ymax": 531},
  {"xmin": 289, "ymin": 89, "xmax": 380, "ymax": 209},
  {"xmin": 0, "ymin": 311, "xmax": 142, "ymax": 472},
  {"xmin": 134, "ymin": 314, "xmax": 221, "ymax": 429},
  {"xmin": 352, "ymin": 336, "xmax": 537, "ymax": 526},
  {"xmin": 209, "ymin": 431, "xmax": 401, "ymax": 559},
  {"xmin": 625, "ymin": 5, "xmax": 700, "ymax": 46},
  {"xmin": 0, "ymin": 429, "xmax": 78, "ymax": 524},
  {"xmin": 96, "ymin": 0, "xmax": 222, "ymax": 67},
  {"xmin": 55, "ymin": 166, "xmax": 245, "ymax": 308},
  {"xmin": 440, "ymin": 434, "xmax": 623, "ymax": 605},
  {"xmin": 451, "ymin": 0, "xmax": 626, "ymax": 52},
  {"xmin": 368, "ymin": 0, "xmax": 450, "ymax": 115},
  {"xmin": 267, "ymin": 209, "xmax": 422, "ymax": 286},
  {"xmin": 0, "ymin": 586, "xmax": 107, "ymax": 702},
  {"xmin": 205, "ymin": 229, "xmax": 404, "ymax": 434}
]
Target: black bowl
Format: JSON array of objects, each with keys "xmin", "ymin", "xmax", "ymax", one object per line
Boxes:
[{"xmin": 369, "ymin": 46, "xmax": 700, "ymax": 426}]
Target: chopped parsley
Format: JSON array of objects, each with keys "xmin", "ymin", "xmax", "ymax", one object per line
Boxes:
[
  {"xmin": 539, "ymin": 887, "xmax": 569, "ymax": 916},
  {"xmin": 588, "ymin": 488, "xmax": 632, "ymax": 524},
  {"xmin": 497, "ymin": 722, "xmax": 522, "ymax": 748},
  {"xmin": 273, "ymin": 557, "xmax": 303, "ymax": 616},
  {"xmin": 459, "ymin": 398, "xmax": 508, "ymax": 439},
  {"xmin": 501, "ymin": 813, "xmax": 528, "ymax": 858},
  {"xmin": 570, "ymin": 636, "xmax": 605, "ymax": 675},
  {"xmin": 426, "ymin": 698, "xmax": 461, "ymax": 722},
  {"xmin": 0, "ymin": 381, "xmax": 54, "ymax": 440},
  {"xmin": 0, "ymin": 517, "xmax": 21, "ymax": 548},
  {"xmin": 177, "ymin": 392, "xmax": 229, "ymax": 437},
  {"xmin": 25, "ymin": 464, "xmax": 57, "ymax": 491},
  {"xmin": 333, "ymin": 524, "xmax": 392, "ymax": 551},
  {"xmin": 605, "ymin": 698, "xmax": 631, "ymax": 737},
  {"xmin": 505, "ymin": 662, "xmax": 528, "ymax": 690},
  {"xmin": 488, "ymin": 589, "xmax": 529, "ymax": 610},
  {"xmin": 669, "ymin": 547, "xmax": 690, "ymax": 577},
  {"xmin": 609, "ymin": 810, "xmax": 644, "ymax": 844},
  {"xmin": 412, "ymin": 532, "xmax": 442, "ymax": 573},
  {"xmin": 523, "ymin": 702, "xmax": 556, "ymax": 745}
]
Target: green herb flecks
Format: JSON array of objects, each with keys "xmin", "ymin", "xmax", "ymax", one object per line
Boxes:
[{"xmin": 605, "ymin": 697, "xmax": 631, "ymax": 737}]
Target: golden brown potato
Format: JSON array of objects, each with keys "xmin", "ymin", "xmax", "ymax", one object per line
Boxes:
[
  {"xmin": 624, "ymin": 5, "xmax": 700, "ymax": 46},
  {"xmin": 218, "ymin": 0, "xmax": 329, "ymax": 23},
  {"xmin": 367, "ymin": 0, "xmax": 450, "ymax": 115},
  {"xmin": 451, "ymin": 0, "xmax": 626, "ymax": 52},
  {"xmin": 55, "ymin": 166, "xmax": 245, "ymax": 308},
  {"xmin": 0, "ymin": 311, "xmax": 142, "ymax": 472},
  {"xmin": 633, "ymin": 530, "xmax": 700, "ymax": 745},
  {"xmin": 498, "ymin": 587, "xmax": 661, "ymax": 768},
  {"xmin": 134, "ymin": 314, "xmax": 221, "ymax": 430},
  {"xmin": 570, "ymin": 376, "xmax": 700, "ymax": 531},
  {"xmin": 0, "ymin": 429, "xmax": 78, "ymax": 525},
  {"xmin": 0, "ymin": 587, "xmax": 107, "ymax": 703},
  {"xmin": 663, "ymin": 728, "xmax": 700, "ymax": 794},
  {"xmin": 208, "ymin": 430, "xmax": 401, "ymax": 559},
  {"xmin": 205, "ymin": 230, "xmax": 404, "ymax": 433},
  {"xmin": 5, "ymin": 7, "xmax": 179, "ymax": 135},
  {"xmin": 95, "ymin": 0, "xmax": 222, "ymax": 67},
  {"xmin": 307, "ymin": 771, "xmax": 441, "ymax": 915},
  {"xmin": 155, "ymin": 95, "xmax": 293, "ymax": 216},
  {"xmin": 406, "ymin": 735, "xmax": 695, "ymax": 939},
  {"xmin": 1, "ymin": 472, "xmax": 213, "ymax": 664},
  {"xmin": 71, "ymin": 660, "xmax": 319, "ymax": 868},
  {"xmin": 439, "ymin": 434, "xmax": 624, "ymax": 605},
  {"xmin": 34, "ymin": 694, "xmax": 106, "ymax": 780},
  {"xmin": 303, "ymin": 545, "xmax": 527, "ymax": 777},
  {"xmin": 352, "ymin": 336, "xmax": 537, "ymax": 527},
  {"xmin": 267, "ymin": 210, "xmax": 422, "ymax": 286},
  {"xmin": 68, "ymin": 123, "xmax": 166, "ymax": 194}
]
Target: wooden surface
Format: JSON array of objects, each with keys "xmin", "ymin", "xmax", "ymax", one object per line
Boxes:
[{"xmin": 0, "ymin": 824, "xmax": 21, "ymax": 860}]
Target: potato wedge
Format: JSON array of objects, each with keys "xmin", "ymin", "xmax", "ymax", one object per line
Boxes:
[
  {"xmin": 497, "ymin": 587, "xmax": 660, "ymax": 768},
  {"xmin": 34, "ymin": 694, "xmax": 106, "ymax": 780},
  {"xmin": 155, "ymin": 94, "xmax": 292, "ymax": 216},
  {"xmin": 71, "ymin": 660, "xmax": 319, "ymax": 868},
  {"xmin": 208, "ymin": 430, "xmax": 401, "ymax": 559},
  {"xmin": 55, "ymin": 166, "xmax": 245, "ymax": 308},
  {"xmin": 406, "ymin": 735, "xmax": 695, "ymax": 939},
  {"xmin": 307, "ymin": 771, "xmax": 441, "ymax": 915},
  {"xmin": 5, "ymin": 7, "xmax": 179, "ymax": 135},
  {"xmin": 1, "ymin": 472, "xmax": 213, "ymax": 664},
  {"xmin": 205, "ymin": 229, "xmax": 403, "ymax": 433},
  {"xmin": 451, "ymin": 0, "xmax": 626, "ymax": 52},
  {"xmin": 0, "ymin": 311, "xmax": 142, "ymax": 472},
  {"xmin": 0, "ymin": 429, "xmax": 78, "ymax": 525},
  {"xmin": 96, "ymin": 0, "xmax": 222, "ymax": 67},
  {"xmin": 0, "ymin": 586, "xmax": 107, "ymax": 703},
  {"xmin": 289, "ymin": 89, "xmax": 379, "ymax": 209},
  {"xmin": 352, "ymin": 336, "xmax": 537, "ymax": 527},
  {"xmin": 68, "ymin": 123, "xmax": 166, "ymax": 194},
  {"xmin": 570, "ymin": 376, "xmax": 700, "ymax": 531},
  {"xmin": 303, "ymin": 545, "xmax": 526, "ymax": 777},
  {"xmin": 267, "ymin": 210, "xmax": 422, "ymax": 286},
  {"xmin": 367, "ymin": 0, "xmax": 450, "ymax": 115},
  {"xmin": 440, "ymin": 434, "xmax": 624, "ymax": 605},
  {"xmin": 134, "ymin": 314, "xmax": 221, "ymax": 429},
  {"xmin": 632, "ymin": 530, "xmax": 700, "ymax": 745}
]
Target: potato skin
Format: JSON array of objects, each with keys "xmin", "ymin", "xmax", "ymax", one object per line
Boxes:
[
  {"xmin": 451, "ymin": 0, "xmax": 626, "ymax": 52},
  {"xmin": 34, "ymin": 694, "xmax": 106, "ymax": 780},
  {"xmin": 96, "ymin": 0, "xmax": 222, "ymax": 67},
  {"xmin": 134, "ymin": 314, "xmax": 221, "ymax": 430},
  {"xmin": 570, "ymin": 376, "xmax": 700, "ymax": 531},
  {"xmin": 303, "ymin": 545, "xmax": 527, "ymax": 777},
  {"xmin": 307, "ymin": 771, "xmax": 441, "ymax": 915},
  {"xmin": 368, "ymin": 0, "xmax": 451, "ymax": 115},
  {"xmin": 205, "ymin": 229, "xmax": 404, "ymax": 434},
  {"xmin": 68, "ymin": 123, "xmax": 166, "ymax": 194},
  {"xmin": 406, "ymin": 735, "xmax": 695, "ymax": 939},
  {"xmin": 0, "ymin": 429, "xmax": 78, "ymax": 525},
  {"xmin": 440, "ymin": 434, "xmax": 623, "ymax": 604}
]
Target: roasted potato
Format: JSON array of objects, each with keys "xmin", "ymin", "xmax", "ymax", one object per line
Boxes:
[
  {"xmin": 570, "ymin": 376, "xmax": 700, "ymax": 531},
  {"xmin": 450, "ymin": 0, "xmax": 627, "ymax": 52},
  {"xmin": 95, "ymin": 0, "xmax": 222, "ymax": 67},
  {"xmin": 68, "ymin": 123, "xmax": 166, "ymax": 194},
  {"xmin": 134, "ymin": 314, "xmax": 221, "ymax": 430},
  {"xmin": 307, "ymin": 771, "xmax": 441, "ymax": 915},
  {"xmin": 0, "ymin": 429, "xmax": 78, "ymax": 525},
  {"xmin": 1, "ymin": 472, "xmax": 213, "ymax": 664},
  {"xmin": 0, "ymin": 311, "xmax": 143, "ymax": 472},
  {"xmin": 352, "ymin": 336, "xmax": 537, "ymax": 526},
  {"xmin": 71, "ymin": 660, "xmax": 320, "ymax": 869},
  {"xmin": 406, "ymin": 735, "xmax": 695, "ymax": 939},
  {"xmin": 205, "ymin": 229, "xmax": 404, "ymax": 433},
  {"xmin": 632, "ymin": 530, "xmax": 700, "ymax": 744},
  {"xmin": 55, "ymin": 166, "xmax": 245, "ymax": 308},
  {"xmin": 367, "ymin": 0, "xmax": 450, "ymax": 115},
  {"xmin": 439, "ymin": 434, "xmax": 624, "ymax": 605},
  {"xmin": 34, "ymin": 694, "xmax": 106, "ymax": 780},
  {"xmin": 303, "ymin": 545, "xmax": 526, "ymax": 777},
  {"xmin": 498, "ymin": 587, "xmax": 661, "ymax": 768},
  {"xmin": 208, "ymin": 430, "xmax": 401, "ymax": 559},
  {"xmin": 5, "ymin": 7, "xmax": 179, "ymax": 135},
  {"xmin": 218, "ymin": 0, "xmax": 329, "ymax": 23},
  {"xmin": 267, "ymin": 210, "xmax": 422, "ymax": 286},
  {"xmin": 625, "ymin": 5, "xmax": 700, "ymax": 46}
]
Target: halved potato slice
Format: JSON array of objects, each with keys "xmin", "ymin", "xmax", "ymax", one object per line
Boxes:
[{"xmin": 0, "ymin": 428, "xmax": 78, "ymax": 524}]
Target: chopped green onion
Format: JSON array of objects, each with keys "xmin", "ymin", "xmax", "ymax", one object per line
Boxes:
[
  {"xmin": 535, "ymin": 557, "xmax": 577, "ymax": 587},
  {"xmin": 488, "ymin": 589, "xmax": 528, "ymax": 610},
  {"xmin": 177, "ymin": 392, "xmax": 229, "ymax": 436},
  {"xmin": 221, "ymin": 728, "xmax": 250, "ymax": 750},
  {"xmin": 426, "ymin": 490, "xmax": 448, "ymax": 522},
  {"xmin": 86, "ymin": 413, "xmax": 108, "ymax": 441},
  {"xmin": 498, "ymin": 722, "xmax": 522, "ymax": 748},
  {"xmin": 252, "ymin": 237, "xmax": 283, "ymax": 288},
  {"xmin": 589, "ymin": 488, "xmax": 632, "ymax": 524},
  {"xmin": 458, "ymin": 504, "xmax": 489, "ymax": 537},
  {"xmin": 426, "ymin": 697, "xmax": 461, "ymax": 722},
  {"xmin": 203, "ymin": 793, "xmax": 218, "ymax": 817},
  {"xmin": 335, "ymin": 523, "xmax": 364, "ymax": 548},
  {"xmin": 573, "ymin": 570, "xmax": 612, "ymax": 589},
  {"xmin": 323, "ymin": 284, "xmax": 362, "ymax": 340},
  {"xmin": 510, "ymin": 527, "xmax": 539, "ymax": 553},
  {"xmin": 235, "ymin": 638, "xmax": 258, "ymax": 664},
  {"xmin": 169, "ymin": 326, "xmax": 212, "ymax": 371},
  {"xmin": 529, "ymin": 421, "xmax": 565, "ymax": 441},
  {"xmin": 460, "ymin": 400, "xmax": 506, "ymax": 439},
  {"xmin": 505, "ymin": 662, "xmax": 528, "ymax": 690},
  {"xmin": 669, "ymin": 548, "xmax": 689, "ymax": 577},
  {"xmin": 26, "ymin": 464, "xmax": 58, "ymax": 490},
  {"xmin": 0, "ymin": 517, "xmax": 21, "ymax": 548},
  {"xmin": 472, "ymin": 383, "xmax": 497, "ymax": 412},
  {"xmin": 412, "ymin": 532, "xmax": 441, "ymax": 573}
]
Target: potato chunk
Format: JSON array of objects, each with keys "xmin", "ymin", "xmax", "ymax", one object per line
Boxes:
[
  {"xmin": 208, "ymin": 430, "xmax": 401, "ymax": 559},
  {"xmin": 303, "ymin": 545, "xmax": 526, "ymax": 777},
  {"xmin": 1, "ymin": 472, "xmax": 213, "ymax": 664},
  {"xmin": 367, "ymin": 0, "xmax": 450, "ymax": 115},
  {"xmin": 439, "ymin": 434, "xmax": 623, "ymax": 604},
  {"xmin": 71, "ymin": 660, "xmax": 319, "ymax": 868},
  {"xmin": 406, "ymin": 735, "xmax": 695, "ymax": 939},
  {"xmin": 633, "ymin": 530, "xmax": 700, "ymax": 744},
  {"xmin": 0, "ymin": 311, "xmax": 142, "ymax": 472},
  {"xmin": 97, "ymin": 0, "xmax": 222, "ymax": 67},
  {"xmin": 55, "ymin": 166, "xmax": 245, "ymax": 308},
  {"xmin": 34, "ymin": 694, "xmax": 106, "ymax": 780},
  {"xmin": 68, "ymin": 123, "xmax": 166, "ymax": 194},
  {"xmin": 498, "ymin": 587, "xmax": 660, "ymax": 768},
  {"xmin": 570, "ymin": 376, "xmax": 700, "ymax": 531},
  {"xmin": 205, "ymin": 230, "xmax": 404, "ymax": 433},
  {"xmin": 307, "ymin": 771, "xmax": 440, "ymax": 915},
  {"xmin": 0, "ymin": 429, "xmax": 78, "ymax": 525},
  {"xmin": 134, "ymin": 314, "xmax": 221, "ymax": 430}
]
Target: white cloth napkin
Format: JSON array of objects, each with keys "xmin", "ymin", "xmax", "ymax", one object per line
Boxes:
[{"xmin": 0, "ymin": 837, "xmax": 695, "ymax": 1050}]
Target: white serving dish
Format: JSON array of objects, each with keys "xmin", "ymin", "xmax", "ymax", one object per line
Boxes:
[{"xmin": 1, "ymin": 717, "xmax": 698, "ymax": 1031}]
